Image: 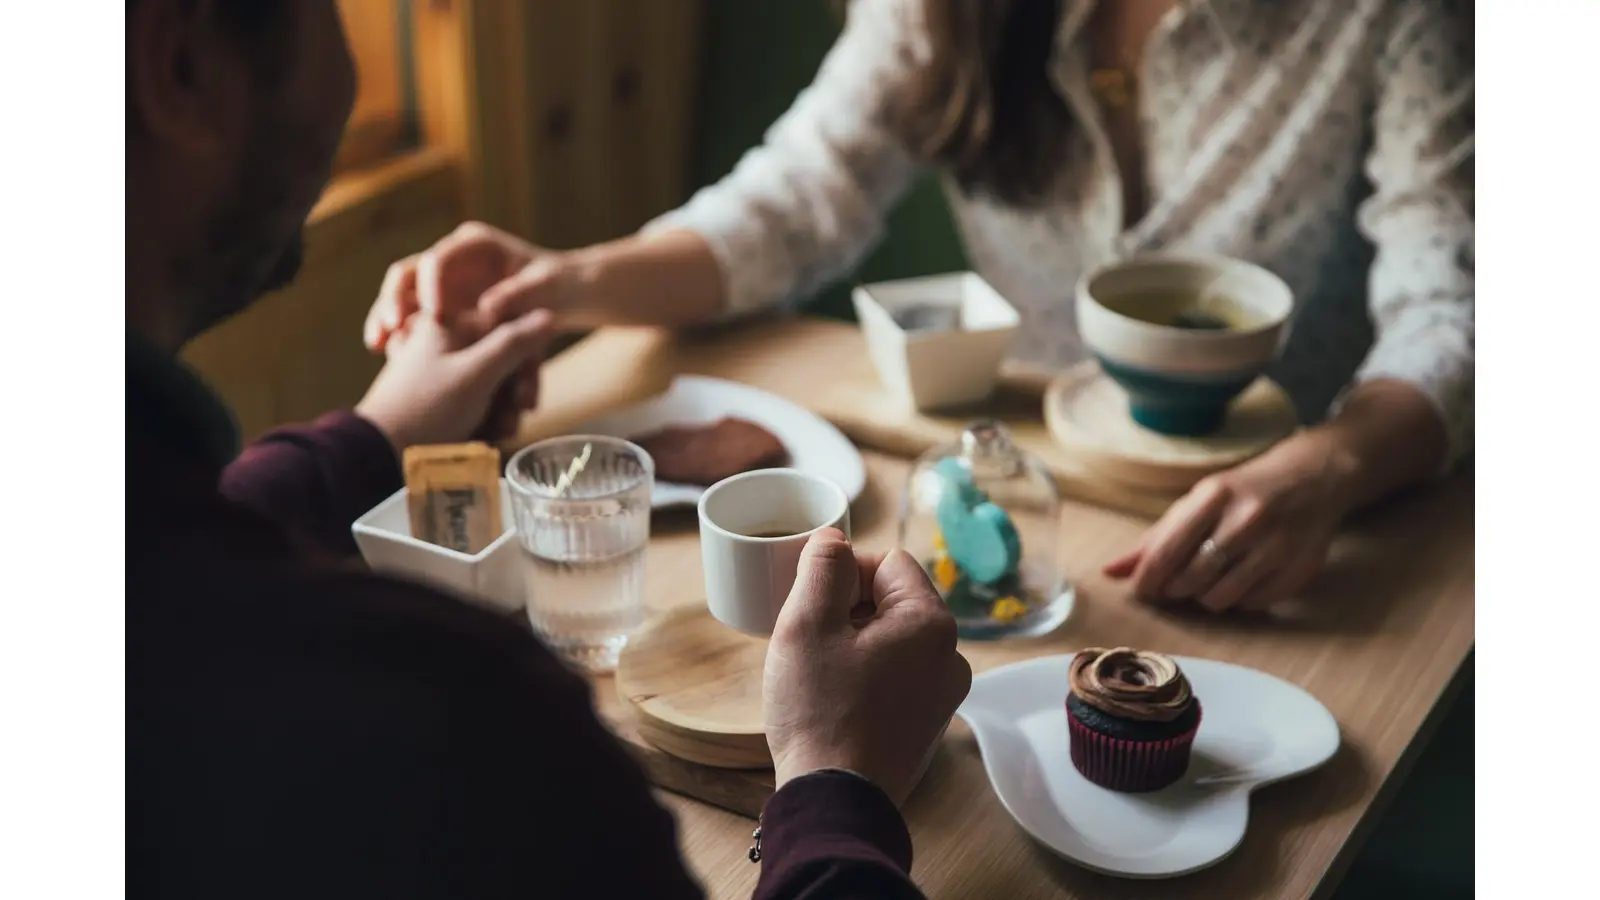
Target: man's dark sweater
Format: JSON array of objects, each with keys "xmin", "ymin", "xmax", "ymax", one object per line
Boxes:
[{"xmin": 126, "ymin": 337, "xmax": 925, "ymax": 899}]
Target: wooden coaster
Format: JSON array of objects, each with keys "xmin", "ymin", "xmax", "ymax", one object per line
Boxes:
[
  {"xmin": 611, "ymin": 605, "xmax": 944, "ymax": 810},
  {"xmin": 1043, "ymin": 361, "xmax": 1299, "ymax": 493},
  {"xmin": 615, "ymin": 605, "xmax": 772, "ymax": 769}
]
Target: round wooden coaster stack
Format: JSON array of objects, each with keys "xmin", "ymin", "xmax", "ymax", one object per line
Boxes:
[
  {"xmin": 615, "ymin": 605, "xmax": 772, "ymax": 769},
  {"xmin": 1042, "ymin": 361, "xmax": 1299, "ymax": 494}
]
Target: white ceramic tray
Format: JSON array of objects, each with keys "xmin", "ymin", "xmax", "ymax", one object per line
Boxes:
[
  {"xmin": 569, "ymin": 375, "xmax": 867, "ymax": 509},
  {"xmin": 956, "ymin": 654, "xmax": 1340, "ymax": 879}
]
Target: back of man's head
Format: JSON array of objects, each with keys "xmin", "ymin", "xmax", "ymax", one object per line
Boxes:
[{"xmin": 125, "ymin": 0, "xmax": 355, "ymax": 348}]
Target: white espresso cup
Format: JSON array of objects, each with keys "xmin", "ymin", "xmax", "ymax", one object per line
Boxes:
[{"xmin": 697, "ymin": 468, "xmax": 852, "ymax": 636}]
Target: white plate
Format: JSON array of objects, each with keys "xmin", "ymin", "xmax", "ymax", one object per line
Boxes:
[
  {"xmin": 568, "ymin": 375, "xmax": 867, "ymax": 509},
  {"xmin": 956, "ymin": 654, "xmax": 1340, "ymax": 879}
]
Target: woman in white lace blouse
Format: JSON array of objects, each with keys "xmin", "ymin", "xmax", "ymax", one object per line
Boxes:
[{"xmin": 366, "ymin": 0, "xmax": 1473, "ymax": 614}]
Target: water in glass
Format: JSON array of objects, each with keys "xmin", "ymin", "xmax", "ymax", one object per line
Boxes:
[{"xmin": 507, "ymin": 436, "xmax": 654, "ymax": 672}]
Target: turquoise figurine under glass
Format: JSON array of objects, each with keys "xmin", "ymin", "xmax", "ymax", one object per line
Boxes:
[
  {"xmin": 931, "ymin": 458, "xmax": 1021, "ymax": 584},
  {"xmin": 898, "ymin": 421, "xmax": 1074, "ymax": 640}
]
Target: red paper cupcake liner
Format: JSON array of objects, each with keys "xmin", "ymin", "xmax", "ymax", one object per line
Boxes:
[{"xmin": 1066, "ymin": 699, "xmax": 1202, "ymax": 793}]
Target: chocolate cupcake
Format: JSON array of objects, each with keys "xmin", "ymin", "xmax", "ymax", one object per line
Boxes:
[{"xmin": 1066, "ymin": 647, "xmax": 1202, "ymax": 792}]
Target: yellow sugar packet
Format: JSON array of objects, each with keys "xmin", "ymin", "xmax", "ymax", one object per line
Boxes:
[{"xmin": 403, "ymin": 442, "xmax": 504, "ymax": 554}]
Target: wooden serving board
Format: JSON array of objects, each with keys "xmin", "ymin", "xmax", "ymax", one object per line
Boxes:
[{"xmin": 804, "ymin": 352, "xmax": 1187, "ymax": 519}]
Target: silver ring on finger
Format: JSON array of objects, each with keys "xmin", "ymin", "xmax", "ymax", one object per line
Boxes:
[{"xmin": 1196, "ymin": 538, "xmax": 1235, "ymax": 574}]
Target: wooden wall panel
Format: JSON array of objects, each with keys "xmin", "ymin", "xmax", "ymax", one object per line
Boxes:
[
  {"xmin": 519, "ymin": 0, "xmax": 706, "ymax": 248},
  {"xmin": 334, "ymin": 0, "xmax": 410, "ymax": 173},
  {"xmin": 632, "ymin": 1, "xmax": 705, "ymax": 224}
]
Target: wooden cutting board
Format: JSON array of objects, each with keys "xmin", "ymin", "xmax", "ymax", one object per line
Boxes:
[{"xmin": 803, "ymin": 353, "xmax": 1188, "ymax": 519}]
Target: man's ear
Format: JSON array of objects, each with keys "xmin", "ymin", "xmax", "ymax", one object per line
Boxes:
[{"xmin": 126, "ymin": 0, "xmax": 250, "ymax": 158}]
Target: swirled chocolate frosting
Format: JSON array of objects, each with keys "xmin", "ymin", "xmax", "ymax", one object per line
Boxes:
[{"xmin": 1069, "ymin": 647, "xmax": 1193, "ymax": 722}]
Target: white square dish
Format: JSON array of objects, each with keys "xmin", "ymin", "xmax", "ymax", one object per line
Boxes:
[
  {"xmin": 351, "ymin": 480, "xmax": 522, "ymax": 614},
  {"xmin": 852, "ymin": 272, "xmax": 1021, "ymax": 412}
]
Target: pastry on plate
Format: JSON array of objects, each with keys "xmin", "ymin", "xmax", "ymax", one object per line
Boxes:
[
  {"xmin": 1066, "ymin": 647, "xmax": 1202, "ymax": 792},
  {"xmin": 630, "ymin": 417, "xmax": 788, "ymax": 487}
]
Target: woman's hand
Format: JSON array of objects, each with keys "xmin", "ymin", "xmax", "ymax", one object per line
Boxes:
[
  {"xmin": 367, "ymin": 223, "xmax": 730, "ymax": 352},
  {"xmin": 1103, "ymin": 436, "xmax": 1360, "ymax": 613},
  {"xmin": 362, "ymin": 221, "xmax": 581, "ymax": 352},
  {"xmin": 1106, "ymin": 379, "xmax": 1450, "ymax": 613}
]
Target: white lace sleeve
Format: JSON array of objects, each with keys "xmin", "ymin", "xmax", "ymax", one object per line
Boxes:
[
  {"xmin": 643, "ymin": 0, "xmax": 924, "ymax": 317},
  {"xmin": 1350, "ymin": 0, "xmax": 1475, "ymax": 469}
]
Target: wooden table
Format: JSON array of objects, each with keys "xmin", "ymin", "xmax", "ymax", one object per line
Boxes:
[{"xmin": 524, "ymin": 319, "xmax": 1476, "ymax": 900}]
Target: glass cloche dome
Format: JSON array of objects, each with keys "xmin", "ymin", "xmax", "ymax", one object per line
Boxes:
[{"xmin": 898, "ymin": 420, "xmax": 1074, "ymax": 639}]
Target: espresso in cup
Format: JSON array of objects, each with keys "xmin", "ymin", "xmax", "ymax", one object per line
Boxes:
[
  {"xmin": 737, "ymin": 521, "xmax": 814, "ymax": 539},
  {"xmin": 697, "ymin": 469, "xmax": 851, "ymax": 635}
]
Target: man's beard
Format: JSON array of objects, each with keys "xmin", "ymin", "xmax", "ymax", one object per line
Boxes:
[
  {"xmin": 178, "ymin": 110, "xmax": 324, "ymax": 342},
  {"xmin": 182, "ymin": 194, "xmax": 306, "ymax": 340}
]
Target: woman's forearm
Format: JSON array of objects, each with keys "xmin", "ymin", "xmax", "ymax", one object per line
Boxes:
[
  {"xmin": 562, "ymin": 228, "xmax": 727, "ymax": 329},
  {"xmin": 1294, "ymin": 378, "xmax": 1451, "ymax": 516}
]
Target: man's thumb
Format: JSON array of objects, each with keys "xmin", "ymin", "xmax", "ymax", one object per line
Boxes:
[
  {"xmin": 459, "ymin": 308, "xmax": 555, "ymax": 384},
  {"xmin": 778, "ymin": 528, "xmax": 861, "ymax": 633}
]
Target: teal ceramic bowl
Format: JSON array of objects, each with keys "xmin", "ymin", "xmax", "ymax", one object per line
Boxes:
[{"xmin": 1075, "ymin": 256, "xmax": 1294, "ymax": 437}]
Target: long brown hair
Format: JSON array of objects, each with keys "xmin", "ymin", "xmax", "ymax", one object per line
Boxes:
[{"xmin": 891, "ymin": 0, "xmax": 1073, "ymax": 207}]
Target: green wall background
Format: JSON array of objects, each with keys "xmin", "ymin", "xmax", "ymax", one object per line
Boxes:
[{"xmin": 690, "ymin": 0, "xmax": 969, "ymax": 321}]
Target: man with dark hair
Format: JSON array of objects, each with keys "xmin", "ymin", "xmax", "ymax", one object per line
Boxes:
[{"xmin": 127, "ymin": 2, "xmax": 969, "ymax": 898}]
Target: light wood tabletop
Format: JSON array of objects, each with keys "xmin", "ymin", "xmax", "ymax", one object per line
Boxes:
[{"xmin": 522, "ymin": 318, "xmax": 1476, "ymax": 900}]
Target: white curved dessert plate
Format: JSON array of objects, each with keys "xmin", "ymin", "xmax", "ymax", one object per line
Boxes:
[
  {"xmin": 570, "ymin": 375, "xmax": 867, "ymax": 509},
  {"xmin": 956, "ymin": 655, "xmax": 1339, "ymax": 879}
]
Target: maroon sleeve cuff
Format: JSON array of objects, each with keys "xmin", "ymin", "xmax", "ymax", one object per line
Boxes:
[
  {"xmin": 754, "ymin": 770, "xmax": 919, "ymax": 899},
  {"xmin": 292, "ymin": 411, "xmax": 404, "ymax": 510},
  {"xmin": 220, "ymin": 411, "xmax": 402, "ymax": 557}
]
